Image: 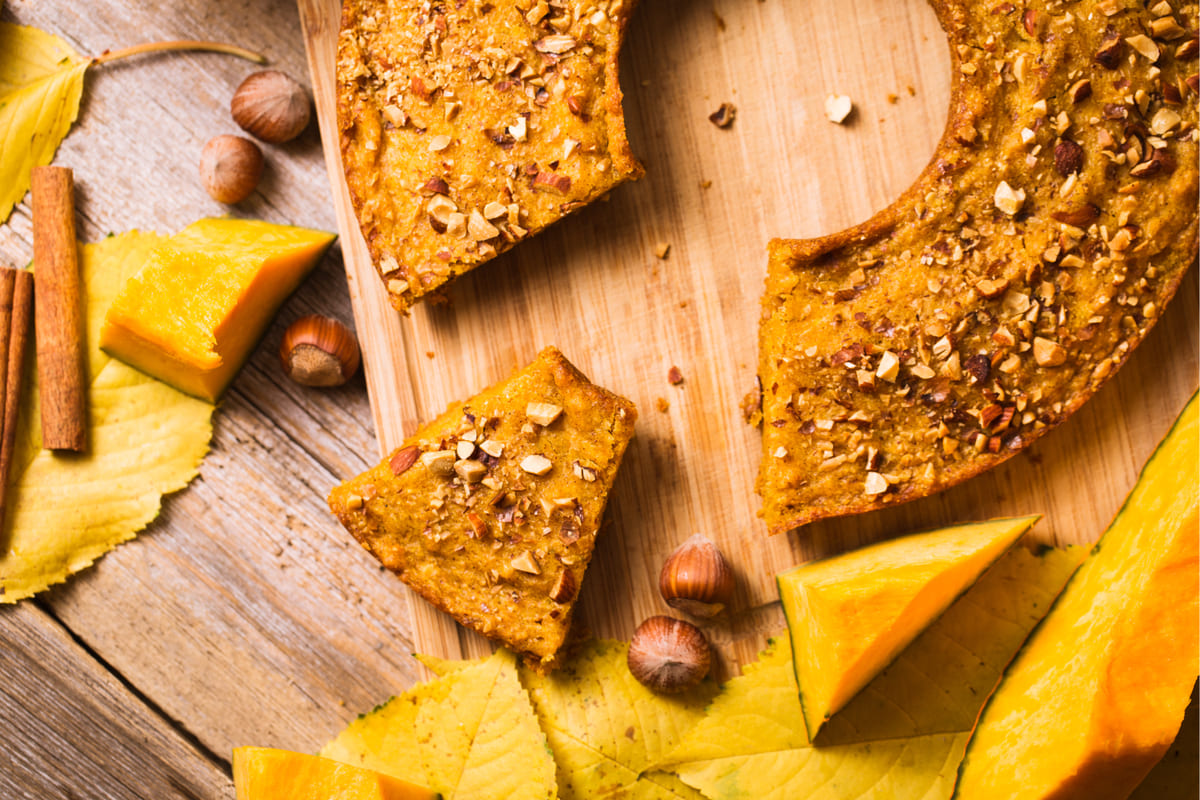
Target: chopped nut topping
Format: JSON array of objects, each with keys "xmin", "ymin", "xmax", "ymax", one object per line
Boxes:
[
  {"xmin": 1125, "ymin": 34, "xmax": 1160, "ymax": 62},
  {"xmin": 421, "ymin": 450, "xmax": 457, "ymax": 476},
  {"xmin": 454, "ymin": 458, "xmax": 487, "ymax": 483},
  {"xmin": 387, "ymin": 279, "xmax": 410, "ymax": 295},
  {"xmin": 572, "ymin": 461, "xmax": 597, "ymax": 482},
  {"xmin": 390, "ymin": 445, "xmax": 420, "ymax": 475},
  {"xmin": 875, "ymin": 351, "xmax": 901, "ymax": 382},
  {"xmin": 993, "ymin": 181, "xmax": 1026, "ymax": 215},
  {"xmin": 526, "ymin": 402, "xmax": 563, "ymax": 426},
  {"xmin": 534, "ymin": 34, "xmax": 576, "ymax": 54},
  {"xmin": 467, "ymin": 209, "xmax": 500, "ymax": 241},
  {"xmin": 456, "ymin": 439, "xmax": 477, "ymax": 460},
  {"xmin": 1032, "ymin": 337, "xmax": 1067, "ymax": 367},
  {"xmin": 520, "ymin": 454, "xmax": 553, "ymax": 475},
  {"xmin": 864, "ymin": 471, "xmax": 889, "ymax": 495},
  {"xmin": 479, "ymin": 439, "xmax": 505, "ymax": 457},
  {"xmin": 511, "ymin": 550, "xmax": 541, "ymax": 575},
  {"xmin": 976, "ymin": 278, "xmax": 1010, "ymax": 298},
  {"xmin": 549, "ymin": 569, "xmax": 577, "ymax": 603}
]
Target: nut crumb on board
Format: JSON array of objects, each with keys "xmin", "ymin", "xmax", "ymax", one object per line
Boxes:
[
  {"xmin": 708, "ymin": 102, "xmax": 736, "ymax": 128},
  {"xmin": 825, "ymin": 94, "xmax": 853, "ymax": 124}
]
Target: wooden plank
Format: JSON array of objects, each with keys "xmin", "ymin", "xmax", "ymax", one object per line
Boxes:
[
  {"xmin": 0, "ymin": 602, "xmax": 230, "ymax": 799},
  {"xmin": 300, "ymin": 0, "xmax": 1199, "ymax": 671},
  {"xmin": 0, "ymin": 0, "xmax": 429, "ymax": 768}
]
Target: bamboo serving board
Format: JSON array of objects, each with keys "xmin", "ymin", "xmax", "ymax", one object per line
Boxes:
[{"xmin": 297, "ymin": 0, "xmax": 1198, "ymax": 672}]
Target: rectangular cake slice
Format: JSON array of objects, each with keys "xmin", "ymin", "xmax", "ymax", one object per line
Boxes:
[{"xmin": 329, "ymin": 347, "xmax": 636, "ymax": 670}]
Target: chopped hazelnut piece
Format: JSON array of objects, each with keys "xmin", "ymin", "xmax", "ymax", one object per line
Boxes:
[
  {"xmin": 511, "ymin": 551, "xmax": 541, "ymax": 575},
  {"xmin": 993, "ymin": 181, "xmax": 1026, "ymax": 216},
  {"xmin": 976, "ymin": 278, "xmax": 1010, "ymax": 298},
  {"xmin": 572, "ymin": 461, "xmax": 597, "ymax": 482},
  {"xmin": 521, "ymin": 454, "xmax": 553, "ymax": 475},
  {"xmin": 549, "ymin": 569, "xmax": 577, "ymax": 603},
  {"xmin": 526, "ymin": 402, "xmax": 563, "ymax": 426},
  {"xmin": 535, "ymin": 34, "xmax": 576, "ymax": 54},
  {"xmin": 1125, "ymin": 34, "xmax": 1160, "ymax": 62},
  {"xmin": 456, "ymin": 439, "xmax": 477, "ymax": 460},
  {"xmin": 387, "ymin": 278, "xmax": 410, "ymax": 294},
  {"xmin": 468, "ymin": 209, "xmax": 500, "ymax": 241},
  {"xmin": 875, "ymin": 351, "xmax": 901, "ymax": 382},
  {"xmin": 454, "ymin": 458, "xmax": 487, "ymax": 483},
  {"xmin": 479, "ymin": 439, "xmax": 505, "ymax": 457},
  {"xmin": 864, "ymin": 471, "xmax": 889, "ymax": 495},
  {"xmin": 708, "ymin": 102, "xmax": 737, "ymax": 128},
  {"xmin": 1033, "ymin": 337, "xmax": 1067, "ymax": 367},
  {"xmin": 421, "ymin": 450, "xmax": 457, "ymax": 476},
  {"xmin": 825, "ymin": 94, "xmax": 853, "ymax": 124}
]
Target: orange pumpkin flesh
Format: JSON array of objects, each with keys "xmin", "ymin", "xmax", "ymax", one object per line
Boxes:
[
  {"xmin": 778, "ymin": 514, "xmax": 1039, "ymax": 739},
  {"xmin": 232, "ymin": 747, "xmax": 440, "ymax": 800},
  {"xmin": 954, "ymin": 393, "xmax": 1199, "ymax": 799},
  {"xmin": 100, "ymin": 219, "xmax": 335, "ymax": 402}
]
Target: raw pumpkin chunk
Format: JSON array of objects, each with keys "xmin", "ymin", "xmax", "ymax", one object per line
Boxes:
[
  {"xmin": 778, "ymin": 515, "xmax": 1038, "ymax": 739},
  {"xmin": 99, "ymin": 218, "xmax": 335, "ymax": 402},
  {"xmin": 955, "ymin": 394, "xmax": 1199, "ymax": 800},
  {"xmin": 232, "ymin": 747, "xmax": 440, "ymax": 800}
]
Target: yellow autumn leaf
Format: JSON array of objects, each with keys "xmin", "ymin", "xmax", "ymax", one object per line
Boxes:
[
  {"xmin": 324, "ymin": 649, "xmax": 556, "ymax": 800},
  {"xmin": 657, "ymin": 545, "xmax": 1086, "ymax": 800},
  {"xmin": 520, "ymin": 639, "xmax": 717, "ymax": 800},
  {"xmin": 0, "ymin": 232, "xmax": 214, "ymax": 602},
  {"xmin": 0, "ymin": 21, "xmax": 89, "ymax": 223}
]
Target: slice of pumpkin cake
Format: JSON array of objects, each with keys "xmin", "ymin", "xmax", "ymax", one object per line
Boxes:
[
  {"xmin": 329, "ymin": 347, "xmax": 636, "ymax": 670},
  {"xmin": 336, "ymin": 0, "xmax": 643, "ymax": 311}
]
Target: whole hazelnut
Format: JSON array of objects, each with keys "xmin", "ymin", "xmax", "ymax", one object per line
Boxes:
[
  {"xmin": 231, "ymin": 70, "xmax": 312, "ymax": 143},
  {"xmin": 199, "ymin": 135, "xmax": 263, "ymax": 204},
  {"xmin": 280, "ymin": 315, "xmax": 361, "ymax": 387},
  {"xmin": 627, "ymin": 615, "xmax": 712, "ymax": 694},
  {"xmin": 659, "ymin": 533, "xmax": 735, "ymax": 618}
]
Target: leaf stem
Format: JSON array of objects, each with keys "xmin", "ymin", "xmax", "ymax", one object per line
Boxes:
[{"xmin": 92, "ymin": 40, "xmax": 266, "ymax": 67}]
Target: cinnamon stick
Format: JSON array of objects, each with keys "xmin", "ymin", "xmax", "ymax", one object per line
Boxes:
[
  {"xmin": 0, "ymin": 269, "xmax": 33, "ymax": 531},
  {"xmin": 32, "ymin": 166, "xmax": 87, "ymax": 452}
]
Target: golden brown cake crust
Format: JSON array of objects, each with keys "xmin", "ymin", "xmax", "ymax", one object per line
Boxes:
[
  {"xmin": 758, "ymin": 0, "xmax": 1198, "ymax": 535},
  {"xmin": 328, "ymin": 347, "xmax": 636, "ymax": 670},
  {"xmin": 337, "ymin": 0, "xmax": 643, "ymax": 311}
]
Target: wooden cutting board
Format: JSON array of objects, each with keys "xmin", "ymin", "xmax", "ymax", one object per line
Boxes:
[{"xmin": 297, "ymin": 0, "xmax": 1198, "ymax": 672}]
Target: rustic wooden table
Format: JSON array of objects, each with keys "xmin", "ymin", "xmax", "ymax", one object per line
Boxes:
[{"xmin": 0, "ymin": 0, "xmax": 1196, "ymax": 798}]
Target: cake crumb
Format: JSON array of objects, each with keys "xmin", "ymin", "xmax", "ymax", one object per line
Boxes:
[
  {"xmin": 655, "ymin": 397, "xmax": 670, "ymax": 413},
  {"xmin": 668, "ymin": 366, "xmax": 684, "ymax": 386},
  {"xmin": 654, "ymin": 242, "xmax": 671, "ymax": 259}
]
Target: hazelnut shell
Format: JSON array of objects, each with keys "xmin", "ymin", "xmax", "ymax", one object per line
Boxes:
[
  {"xmin": 280, "ymin": 315, "xmax": 361, "ymax": 387},
  {"xmin": 231, "ymin": 70, "xmax": 312, "ymax": 143},
  {"xmin": 659, "ymin": 533, "xmax": 735, "ymax": 618},
  {"xmin": 627, "ymin": 615, "xmax": 711, "ymax": 694},
  {"xmin": 199, "ymin": 135, "xmax": 263, "ymax": 204}
]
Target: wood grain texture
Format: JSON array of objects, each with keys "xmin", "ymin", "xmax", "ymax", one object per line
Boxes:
[
  {"xmin": 300, "ymin": 0, "xmax": 1199, "ymax": 671},
  {"xmin": 0, "ymin": 602, "xmax": 231, "ymax": 799}
]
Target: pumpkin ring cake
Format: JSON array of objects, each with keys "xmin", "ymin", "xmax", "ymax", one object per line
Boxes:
[
  {"xmin": 757, "ymin": 0, "xmax": 1198, "ymax": 534},
  {"xmin": 336, "ymin": 0, "xmax": 643, "ymax": 311},
  {"xmin": 328, "ymin": 347, "xmax": 636, "ymax": 671}
]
